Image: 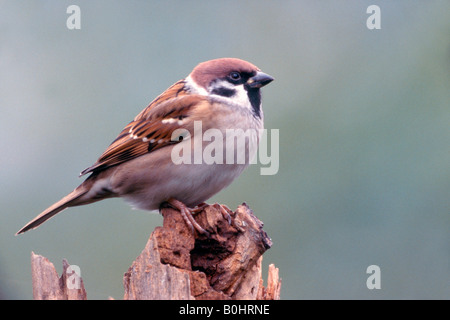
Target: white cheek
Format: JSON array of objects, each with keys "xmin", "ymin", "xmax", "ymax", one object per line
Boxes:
[
  {"xmin": 233, "ymin": 84, "xmax": 252, "ymax": 110},
  {"xmin": 185, "ymin": 75, "xmax": 208, "ymax": 95}
]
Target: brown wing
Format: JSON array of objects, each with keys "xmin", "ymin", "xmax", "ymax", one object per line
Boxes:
[{"xmin": 80, "ymin": 80, "xmax": 208, "ymax": 176}]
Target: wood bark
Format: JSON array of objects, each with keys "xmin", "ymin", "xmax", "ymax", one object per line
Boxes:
[
  {"xmin": 30, "ymin": 203, "xmax": 280, "ymax": 300},
  {"xmin": 30, "ymin": 251, "xmax": 87, "ymax": 300}
]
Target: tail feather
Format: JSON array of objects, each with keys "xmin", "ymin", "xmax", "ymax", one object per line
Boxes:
[{"xmin": 16, "ymin": 185, "xmax": 89, "ymax": 235}]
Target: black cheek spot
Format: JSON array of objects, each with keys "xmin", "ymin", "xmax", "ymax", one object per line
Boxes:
[{"xmin": 211, "ymin": 87, "xmax": 236, "ymax": 97}]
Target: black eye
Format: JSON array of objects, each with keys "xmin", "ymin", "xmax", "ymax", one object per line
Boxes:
[{"xmin": 229, "ymin": 71, "xmax": 241, "ymax": 81}]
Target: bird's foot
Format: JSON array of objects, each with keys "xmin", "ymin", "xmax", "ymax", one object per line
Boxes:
[{"xmin": 165, "ymin": 198, "xmax": 209, "ymax": 235}]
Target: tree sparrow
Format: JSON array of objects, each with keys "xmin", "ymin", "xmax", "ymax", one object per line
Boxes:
[{"xmin": 16, "ymin": 58, "xmax": 273, "ymax": 235}]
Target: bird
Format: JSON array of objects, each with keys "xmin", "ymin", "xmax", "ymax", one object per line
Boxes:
[{"xmin": 16, "ymin": 58, "xmax": 273, "ymax": 235}]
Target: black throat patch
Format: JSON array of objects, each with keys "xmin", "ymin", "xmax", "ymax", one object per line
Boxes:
[{"xmin": 247, "ymin": 88, "xmax": 262, "ymax": 119}]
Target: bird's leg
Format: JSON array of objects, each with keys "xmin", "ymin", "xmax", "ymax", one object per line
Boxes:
[{"xmin": 165, "ymin": 198, "xmax": 209, "ymax": 235}]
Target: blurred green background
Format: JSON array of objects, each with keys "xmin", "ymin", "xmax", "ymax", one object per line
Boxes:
[{"xmin": 1, "ymin": 1, "xmax": 449, "ymax": 299}]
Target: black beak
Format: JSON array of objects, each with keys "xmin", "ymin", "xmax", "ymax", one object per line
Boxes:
[{"xmin": 247, "ymin": 71, "xmax": 274, "ymax": 89}]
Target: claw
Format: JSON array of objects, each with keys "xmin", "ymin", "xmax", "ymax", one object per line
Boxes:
[
  {"xmin": 214, "ymin": 203, "xmax": 233, "ymax": 225},
  {"xmin": 166, "ymin": 198, "xmax": 209, "ymax": 235}
]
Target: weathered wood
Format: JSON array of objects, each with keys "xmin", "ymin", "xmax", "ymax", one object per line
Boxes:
[
  {"xmin": 190, "ymin": 203, "xmax": 273, "ymax": 299},
  {"xmin": 257, "ymin": 264, "xmax": 282, "ymax": 300},
  {"xmin": 31, "ymin": 251, "xmax": 87, "ymax": 300},
  {"xmin": 30, "ymin": 203, "xmax": 280, "ymax": 300},
  {"xmin": 123, "ymin": 226, "xmax": 194, "ymax": 300}
]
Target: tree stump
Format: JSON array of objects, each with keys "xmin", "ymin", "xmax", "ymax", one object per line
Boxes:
[{"xmin": 30, "ymin": 203, "xmax": 281, "ymax": 300}]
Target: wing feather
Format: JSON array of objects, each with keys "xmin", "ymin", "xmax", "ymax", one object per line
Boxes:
[{"xmin": 80, "ymin": 81, "xmax": 208, "ymax": 176}]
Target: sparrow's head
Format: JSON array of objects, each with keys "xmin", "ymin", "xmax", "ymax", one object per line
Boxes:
[{"xmin": 187, "ymin": 58, "xmax": 274, "ymax": 118}]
